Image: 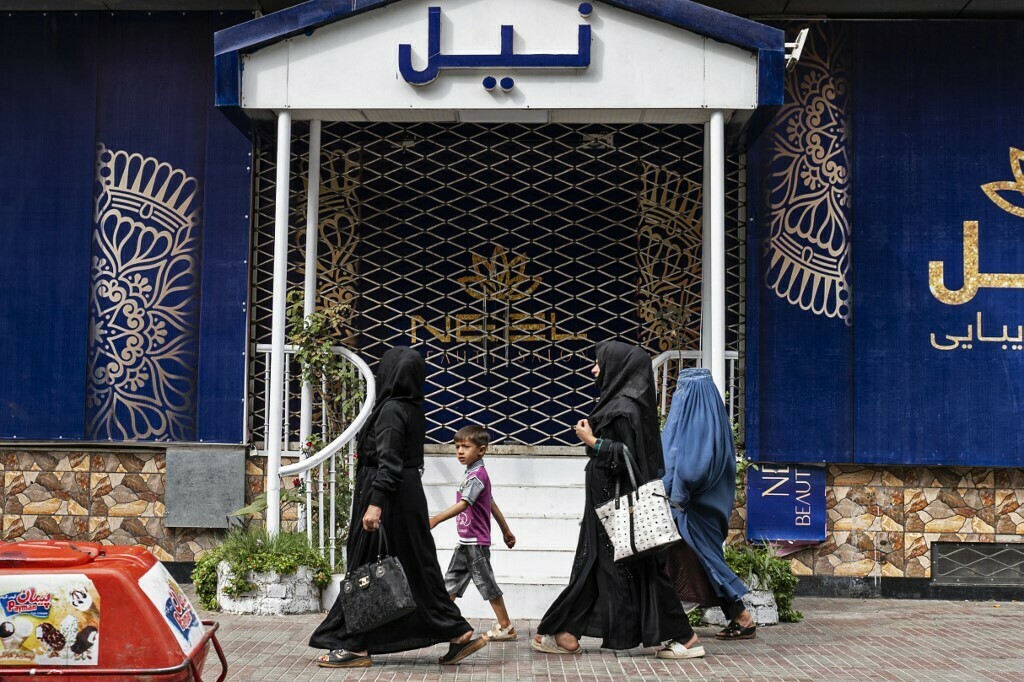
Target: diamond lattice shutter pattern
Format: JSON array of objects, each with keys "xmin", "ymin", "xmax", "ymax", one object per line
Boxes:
[{"xmin": 250, "ymin": 122, "xmax": 744, "ymax": 447}]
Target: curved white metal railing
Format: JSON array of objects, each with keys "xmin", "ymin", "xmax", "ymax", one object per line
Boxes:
[
  {"xmin": 256, "ymin": 343, "xmax": 375, "ymax": 566},
  {"xmin": 278, "ymin": 347, "xmax": 375, "ymax": 476},
  {"xmin": 651, "ymin": 349, "xmax": 739, "ymax": 421}
]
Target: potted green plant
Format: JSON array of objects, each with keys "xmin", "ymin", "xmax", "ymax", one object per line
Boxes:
[
  {"xmin": 191, "ymin": 526, "xmax": 331, "ymax": 615},
  {"xmin": 701, "ymin": 543, "xmax": 803, "ymax": 626}
]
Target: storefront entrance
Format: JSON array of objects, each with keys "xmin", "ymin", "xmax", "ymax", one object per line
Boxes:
[{"xmin": 248, "ymin": 122, "xmax": 746, "ymax": 448}]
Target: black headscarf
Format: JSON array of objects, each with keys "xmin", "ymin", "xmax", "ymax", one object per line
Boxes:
[
  {"xmin": 588, "ymin": 340, "xmax": 664, "ymax": 479},
  {"xmin": 357, "ymin": 346, "xmax": 425, "ymax": 453}
]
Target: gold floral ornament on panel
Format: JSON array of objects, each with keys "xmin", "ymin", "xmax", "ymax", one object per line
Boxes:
[
  {"xmin": 635, "ymin": 161, "xmax": 703, "ymax": 352},
  {"xmin": 86, "ymin": 144, "xmax": 200, "ymax": 440},
  {"xmin": 766, "ymin": 23, "xmax": 851, "ymax": 324},
  {"xmin": 457, "ymin": 245, "xmax": 541, "ymax": 301},
  {"xmin": 981, "ymin": 147, "xmax": 1024, "ymax": 218},
  {"xmin": 296, "ymin": 147, "xmax": 361, "ymax": 344}
]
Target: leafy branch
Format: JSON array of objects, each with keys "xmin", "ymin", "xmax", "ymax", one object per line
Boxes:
[{"xmin": 285, "ymin": 290, "xmax": 364, "ymax": 433}]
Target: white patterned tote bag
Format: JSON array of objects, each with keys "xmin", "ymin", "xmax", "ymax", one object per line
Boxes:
[{"xmin": 595, "ymin": 446, "xmax": 682, "ymax": 563}]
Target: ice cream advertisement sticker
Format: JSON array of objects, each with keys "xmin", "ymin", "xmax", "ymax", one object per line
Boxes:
[
  {"xmin": 0, "ymin": 574, "xmax": 100, "ymax": 666},
  {"xmin": 138, "ymin": 563, "xmax": 204, "ymax": 654}
]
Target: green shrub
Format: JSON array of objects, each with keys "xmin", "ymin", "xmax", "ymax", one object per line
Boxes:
[
  {"xmin": 191, "ymin": 528, "xmax": 332, "ymax": 610},
  {"xmin": 724, "ymin": 544, "xmax": 803, "ymax": 623}
]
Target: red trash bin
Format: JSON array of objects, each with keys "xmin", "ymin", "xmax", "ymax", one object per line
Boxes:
[{"xmin": 0, "ymin": 541, "xmax": 226, "ymax": 682}]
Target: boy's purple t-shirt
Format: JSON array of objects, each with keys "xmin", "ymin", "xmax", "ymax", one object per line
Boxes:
[{"xmin": 455, "ymin": 460, "xmax": 492, "ymax": 546}]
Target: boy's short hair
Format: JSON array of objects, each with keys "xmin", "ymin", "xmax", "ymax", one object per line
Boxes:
[{"xmin": 454, "ymin": 425, "xmax": 490, "ymax": 448}]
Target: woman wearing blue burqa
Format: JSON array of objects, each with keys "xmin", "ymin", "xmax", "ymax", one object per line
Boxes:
[{"xmin": 661, "ymin": 367, "xmax": 757, "ymax": 640}]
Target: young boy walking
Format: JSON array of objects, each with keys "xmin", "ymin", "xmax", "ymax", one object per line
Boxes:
[{"xmin": 430, "ymin": 425, "xmax": 518, "ymax": 641}]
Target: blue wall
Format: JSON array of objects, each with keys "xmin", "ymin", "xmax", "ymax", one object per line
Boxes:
[
  {"xmin": 747, "ymin": 21, "xmax": 1024, "ymax": 468},
  {"xmin": 0, "ymin": 12, "xmax": 251, "ymax": 443},
  {"xmin": 0, "ymin": 14, "xmax": 98, "ymax": 439}
]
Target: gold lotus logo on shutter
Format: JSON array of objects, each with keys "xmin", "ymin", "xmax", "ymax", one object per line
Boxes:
[
  {"xmin": 457, "ymin": 245, "xmax": 541, "ymax": 301},
  {"xmin": 409, "ymin": 246, "xmax": 585, "ymax": 344}
]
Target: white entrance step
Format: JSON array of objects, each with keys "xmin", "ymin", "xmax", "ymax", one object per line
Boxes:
[
  {"xmin": 423, "ymin": 484, "xmax": 584, "ymax": 516},
  {"xmin": 421, "ymin": 455, "xmax": 588, "ymax": 485},
  {"xmin": 435, "ymin": 547, "xmax": 575, "ymax": 581},
  {"xmin": 445, "ymin": 578, "xmax": 568, "ymax": 621},
  {"xmin": 422, "ymin": 454, "xmax": 587, "ymax": 619},
  {"xmin": 432, "ymin": 514, "xmax": 582, "ymax": 550}
]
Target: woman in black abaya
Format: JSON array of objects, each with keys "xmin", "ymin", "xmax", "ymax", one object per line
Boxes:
[
  {"xmin": 532, "ymin": 341, "xmax": 704, "ymax": 659},
  {"xmin": 310, "ymin": 347, "xmax": 487, "ymax": 668}
]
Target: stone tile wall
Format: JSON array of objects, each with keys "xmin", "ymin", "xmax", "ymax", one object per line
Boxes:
[
  {"xmin": 729, "ymin": 464, "xmax": 1024, "ymax": 579},
  {"xmin": 1, "ymin": 449, "xmax": 221, "ymax": 562},
  {"xmin": 5, "ymin": 449, "xmax": 1022, "ymax": 580}
]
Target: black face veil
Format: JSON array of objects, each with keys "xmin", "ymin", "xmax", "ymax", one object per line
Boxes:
[
  {"xmin": 588, "ymin": 340, "xmax": 665, "ymax": 478},
  {"xmin": 357, "ymin": 346, "xmax": 425, "ymax": 452}
]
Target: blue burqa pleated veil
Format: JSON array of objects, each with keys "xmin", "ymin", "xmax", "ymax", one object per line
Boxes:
[{"xmin": 661, "ymin": 367, "xmax": 748, "ymax": 604}]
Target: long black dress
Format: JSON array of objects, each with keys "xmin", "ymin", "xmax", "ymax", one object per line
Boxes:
[
  {"xmin": 537, "ymin": 341, "xmax": 693, "ymax": 650},
  {"xmin": 309, "ymin": 347, "xmax": 472, "ymax": 654}
]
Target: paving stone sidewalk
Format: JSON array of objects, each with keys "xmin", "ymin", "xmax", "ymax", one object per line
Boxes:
[{"xmin": 193, "ymin": 592, "xmax": 1023, "ymax": 681}]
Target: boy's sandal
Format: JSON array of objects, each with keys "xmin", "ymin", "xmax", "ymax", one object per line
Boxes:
[
  {"xmin": 438, "ymin": 635, "xmax": 488, "ymax": 665},
  {"xmin": 530, "ymin": 634, "xmax": 582, "ymax": 655},
  {"xmin": 316, "ymin": 650, "xmax": 372, "ymax": 668},
  {"xmin": 716, "ymin": 620, "xmax": 757, "ymax": 640},
  {"xmin": 655, "ymin": 640, "xmax": 705, "ymax": 660},
  {"xmin": 486, "ymin": 624, "xmax": 517, "ymax": 641}
]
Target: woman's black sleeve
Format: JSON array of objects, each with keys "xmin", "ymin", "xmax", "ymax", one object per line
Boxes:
[
  {"xmin": 368, "ymin": 405, "xmax": 407, "ymax": 508},
  {"xmin": 585, "ymin": 413, "xmax": 622, "ymax": 473},
  {"xmin": 587, "ymin": 417, "xmax": 635, "ymax": 476}
]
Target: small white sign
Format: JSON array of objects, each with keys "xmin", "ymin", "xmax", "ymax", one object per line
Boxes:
[{"xmin": 138, "ymin": 563, "xmax": 204, "ymax": 655}]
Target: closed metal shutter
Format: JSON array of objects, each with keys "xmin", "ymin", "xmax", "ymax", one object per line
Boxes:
[{"xmin": 249, "ymin": 122, "xmax": 745, "ymax": 448}]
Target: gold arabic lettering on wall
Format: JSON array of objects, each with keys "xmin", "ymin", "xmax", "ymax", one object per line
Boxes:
[
  {"xmin": 410, "ymin": 245, "xmax": 586, "ymax": 344},
  {"xmin": 86, "ymin": 144, "xmax": 200, "ymax": 440},
  {"xmin": 929, "ymin": 148, "xmax": 1024, "ymax": 351},
  {"xmin": 635, "ymin": 161, "xmax": 703, "ymax": 352},
  {"xmin": 929, "ymin": 149, "xmax": 1024, "ymax": 305},
  {"xmin": 766, "ymin": 23, "xmax": 851, "ymax": 324}
]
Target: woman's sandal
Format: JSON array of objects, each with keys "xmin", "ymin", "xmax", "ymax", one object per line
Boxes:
[
  {"xmin": 438, "ymin": 635, "xmax": 488, "ymax": 665},
  {"xmin": 316, "ymin": 650, "xmax": 372, "ymax": 668},
  {"xmin": 530, "ymin": 634, "xmax": 582, "ymax": 655},
  {"xmin": 716, "ymin": 620, "xmax": 757, "ymax": 640}
]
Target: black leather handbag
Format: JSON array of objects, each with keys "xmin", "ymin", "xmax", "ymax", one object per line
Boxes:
[{"xmin": 338, "ymin": 526, "xmax": 417, "ymax": 633}]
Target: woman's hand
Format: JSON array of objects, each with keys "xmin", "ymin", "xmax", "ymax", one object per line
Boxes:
[
  {"xmin": 574, "ymin": 419, "xmax": 597, "ymax": 447},
  {"xmin": 362, "ymin": 504, "xmax": 382, "ymax": 531}
]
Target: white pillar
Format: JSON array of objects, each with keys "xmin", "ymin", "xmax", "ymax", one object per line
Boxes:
[
  {"xmin": 704, "ymin": 111, "xmax": 727, "ymax": 398},
  {"xmin": 701, "ymin": 126, "xmax": 710, "ymax": 371},
  {"xmin": 299, "ymin": 120, "xmax": 322, "ymax": 539},
  {"xmin": 266, "ymin": 110, "xmax": 292, "ymax": 536}
]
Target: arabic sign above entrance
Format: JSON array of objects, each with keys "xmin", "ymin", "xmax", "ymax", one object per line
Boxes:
[
  {"xmin": 235, "ymin": 0, "xmax": 763, "ymax": 120},
  {"xmin": 399, "ymin": 5, "xmax": 593, "ymax": 89}
]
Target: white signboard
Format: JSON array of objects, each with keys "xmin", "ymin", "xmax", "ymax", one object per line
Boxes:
[{"xmin": 241, "ymin": 0, "xmax": 758, "ymax": 120}]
